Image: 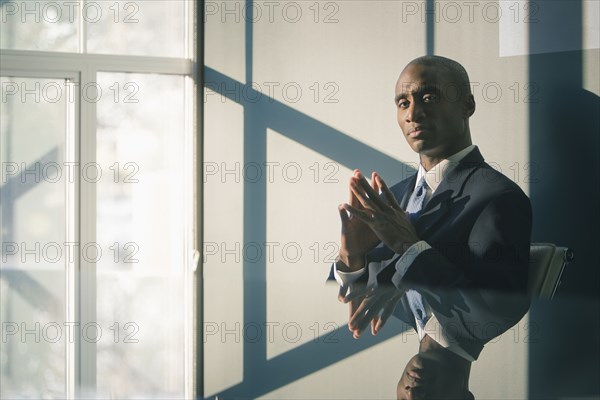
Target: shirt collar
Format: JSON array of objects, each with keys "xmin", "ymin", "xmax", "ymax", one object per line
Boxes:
[{"xmin": 415, "ymin": 145, "xmax": 476, "ymax": 193}]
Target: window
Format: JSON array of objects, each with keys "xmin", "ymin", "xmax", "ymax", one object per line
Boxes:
[{"xmin": 0, "ymin": 1, "xmax": 198, "ymax": 398}]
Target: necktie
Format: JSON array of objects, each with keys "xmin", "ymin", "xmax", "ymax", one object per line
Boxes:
[
  {"xmin": 406, "ymin": 177, "xmax": 429, "ymax": 222},
  {"xmin": 404, "ymin": 177, "xmax": 429, "ymax": 329}
]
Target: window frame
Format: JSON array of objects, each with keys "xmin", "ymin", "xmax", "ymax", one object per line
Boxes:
[{"xmin": 0, "ymin": 1, "xmax": 200, "ymax": 397}]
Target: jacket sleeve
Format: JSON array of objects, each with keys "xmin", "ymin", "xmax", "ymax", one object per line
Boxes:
[
  {"xmin": 389, "ymin": 189, "xmax": 533, "ymax": 352},
  {"xmin": 396, "ymin": 189, "xmax": 532, "ymax": 295}
]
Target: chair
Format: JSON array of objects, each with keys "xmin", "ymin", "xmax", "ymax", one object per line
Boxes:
[{"xmin": 528, "ymin": 243, "xmax": 574, "ymax": 299}]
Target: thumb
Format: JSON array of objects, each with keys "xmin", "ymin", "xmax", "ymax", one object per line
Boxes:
[{"xmin": 338, "ymin": 204, "xmax": 350, "ymax": 223}]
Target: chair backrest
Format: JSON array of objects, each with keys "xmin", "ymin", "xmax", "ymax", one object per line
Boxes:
[{"xmin": 528, "ymin": 243, "xmax": 574, "ymax": 299}]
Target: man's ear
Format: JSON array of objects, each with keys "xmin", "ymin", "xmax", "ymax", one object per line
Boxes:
[{"xmin": 463, "ymin": 94, "xmax": 476, "ymax": 118}]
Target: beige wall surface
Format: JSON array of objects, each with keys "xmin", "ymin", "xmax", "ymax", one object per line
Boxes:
[{"xmin": 203, "ymin": 1, "xmax": 599, "ymax": 398}]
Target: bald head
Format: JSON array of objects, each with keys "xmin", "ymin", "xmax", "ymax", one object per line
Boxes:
[{"xmin": 403, "ymin": 55, "xmax": 472, "ymax": 98}]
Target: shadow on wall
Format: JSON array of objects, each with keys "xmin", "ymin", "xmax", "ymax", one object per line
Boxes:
[
  {"xmin": 528, "ymin": 1, "xmax": 600, "ymax": 397},
  {"xmin": 203, "ymin": 0, "xmax": 600, "ymax": 398},
  {"xmin": 204, "ymin": 64, "xmax": 416, "ymax": 398}
]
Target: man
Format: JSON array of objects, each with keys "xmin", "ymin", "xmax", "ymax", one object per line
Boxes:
[{"xmin": 331, "ymin": 56, "xmax": 532, "ymax": 398}]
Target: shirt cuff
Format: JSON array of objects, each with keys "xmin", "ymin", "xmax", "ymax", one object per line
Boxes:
[
  {"xmin": 333, "ymin": 263, "xmax": 366, "ymax": 287},
  {"xmin": 394, "ymin": 240, "xmax": 431, "ymax": 282}
]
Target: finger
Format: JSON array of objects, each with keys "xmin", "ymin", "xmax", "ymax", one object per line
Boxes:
[
  {"xmin": 350, "ymin": 189, "xmax": 361, "ymax": 209},
  {"xmin": 349, "ymin": 177, "xmax": 361, "ymax": 208},
  {"xmin": 342, "ymin": 203, "xmax": 372, "ymax": 224},
  {"xmin": 351, "ymin": 295, "xmax": 389, "ymax": 337},
  {"xmin": 374, "ymin": 293, "xmax": 402, "ymax": 333},
  {"xmin": 346, "ymin": 286, "xmax": 368, "ymax": 333},
  {"xmin": 371, "ymin": 317, "xmax": 380, "ymax": 336},
  {"xmin": 348, "ymin": 297, "xmax": 371, "ymax": 334},
  {"xmin": 342, "ymin": 284, "xmax": 369, "ymax": 303},
  {"xmin": 352, "ymin": 317, "xmax": 373, "ymax": 339},
  {"xmin": 350, "ymin": 180, "xmax": 383, "ymax": 215},
  {"xmin": 338, "ymin": 204, "xmax": 350, "ymax": 224},
  {"xmin": 338, "ymin": 284, "xmax": 349, "ymax": 302},
  {"xmin": 355, "ymin": 173, "xmax": 387, "ymax": 209},
  {"xmin": 348, "ymin": 289, "xmax": 377, "ymax": 326},
  {"xmin": 349, "ymin": 292, "xmax": 387, "ymax": 331},
  {"xmin": 349, "ymin": 178, "xmax": 371, "ymax": 209},
  {"xmin": 349, "ymin": 172, "xmax": 366, "ymax": 210},
  {"xmin": 348, "ymin": 298, "xmax": 361, "ymax": 331},
  {"xmin": 376, "ymin": 174, "xmax": 402, "ymax": 210},
  {"xmin": 371, "ymin": 171, "xmax": 380, "ymax": 195}
]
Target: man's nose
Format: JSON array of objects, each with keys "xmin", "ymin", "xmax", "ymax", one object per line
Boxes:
[{"xmin": 405, "ymin": 101, "xmax": 425, "ymax": 123}]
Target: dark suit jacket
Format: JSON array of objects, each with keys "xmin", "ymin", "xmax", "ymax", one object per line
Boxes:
[{"xmin": 332, "ymin": 146, "xmax": 532, "ymax": 359}]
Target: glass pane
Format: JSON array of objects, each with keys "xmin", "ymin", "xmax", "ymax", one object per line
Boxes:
[
  {"xmin": 0, "ymin": 1, "xmax": 78, "ymax": 52},
  {"xmin": 0, "ymin": 77, "xmax": 68, "ymax": 398},
  {"xmin": 95, "ymin": 72, "xmax": 187, "ymax": 398},
  {"xmin": 87, "ymin": 1, "xmax": 185, "ymax": 57}
]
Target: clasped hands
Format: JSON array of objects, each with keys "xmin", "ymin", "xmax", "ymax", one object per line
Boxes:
[{"xmin": 337, "ymin": 170, "xmax": 420, "ymax": 339}]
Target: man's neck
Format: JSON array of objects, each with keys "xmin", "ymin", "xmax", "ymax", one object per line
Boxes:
[
  {"xmin": 419, "ymin": 155, "xmax": 445, "ymax": 172},
  {"xmin": 419, "ymin": 140, "xmax": 473, "ymax": 171}
]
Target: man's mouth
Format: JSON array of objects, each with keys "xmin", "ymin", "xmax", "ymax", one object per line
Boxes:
[
  {"xmin": 408, "ymin": 126, "xmax": 429, "ymax": 138},
  {"xmin": 407, "ymin": 369, "xmax": 422, "ymax": 380}
]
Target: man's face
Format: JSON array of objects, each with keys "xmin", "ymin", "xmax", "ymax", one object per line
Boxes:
[
  {"xmin": 395, "ymin": 63, "xmax": 474, "ymax": 159},
  {"xmin": 396, "ymin": 352, "xmax": 470, "ymax": 400}
]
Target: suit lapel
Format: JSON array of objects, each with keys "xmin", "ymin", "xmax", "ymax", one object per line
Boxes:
[
  {"xmin": 413, "ymin": 191, "xmax": 452, "ymax": 237},
  {"xmin": 413, "ymin": 147, "xmax": 485, "ymax": 238},
  {"xmin": 431, "ymin": 146, "xmax": 485, "ymax": 198}
]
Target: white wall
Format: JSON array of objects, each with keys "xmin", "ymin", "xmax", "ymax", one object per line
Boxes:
[{"xmin": 203, "ymin": 1, "xmax": 599, "ymax": 398}]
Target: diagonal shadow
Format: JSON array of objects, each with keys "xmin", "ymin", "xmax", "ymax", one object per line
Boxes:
[
  {"xmin": 0, "ymin": 269, "xmax": 62, "ymax": 317},
  {"xmin": 205, "ymin": 68, "xmax": 415, "ymax": 398},
  {"xmin": 204, "ymin": 67, "xmax": 415, "ymax": 184},
  {"xmin": 527, "ymin": 1, "xmax": 600, "ymax": 397},
  {"xmin": 0, "ymin": 147, "xmax": 60, "ymax": 201},
  {"xmin": 216, "ymin": 319, "xmax": 412, "ymax": 399},
  {"xmin": 1, "ymin": 147, "xmax": 63, "ymax": 315},
  {"xmin": 203, "ymin": 2, "xmax": 418, "ymax": 397},
  {"xmin": 205, "ymin": 65, "xmax": 415, "ymax": 400}
]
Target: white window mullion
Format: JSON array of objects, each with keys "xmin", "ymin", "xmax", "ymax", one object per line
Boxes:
[
  {"xmin": 65, "ymin": 78, "xmax": 80, "ymax": 400},
  {"xmin": 78, "ymin": 0, "xmax": 87, "ymax": 54},
  {"xmin": 78, "ymin": 65, "xmax": 97, "ymax": 396},
  {"xmin": 184, "ymin": 74, "xmax": 198, "ymax": 400},
  {"xmin": 185, "ymin": 2, "xmax": 198, "ymax": 398},
  {"xmin": 0, "ymin": 50, "xmax": 192, "ymax": 76}
]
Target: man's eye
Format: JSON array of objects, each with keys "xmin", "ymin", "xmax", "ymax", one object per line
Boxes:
[
  {"xmin": 398, "ymin": 100, "xmax": 409, "ymax": 108},
  {"xmin": 423, "ymin": 94, "xmax": 439, "ymax": 103}
]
